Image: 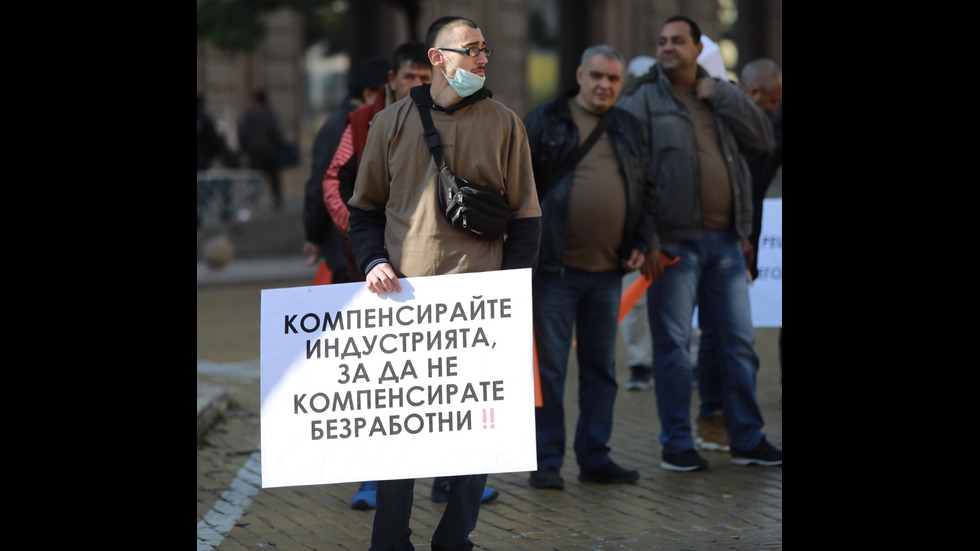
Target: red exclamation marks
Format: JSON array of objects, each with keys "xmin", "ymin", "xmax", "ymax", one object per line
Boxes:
[{"xmin": 482, "ymin": 408, "xmax": 496, "ymax": 429}]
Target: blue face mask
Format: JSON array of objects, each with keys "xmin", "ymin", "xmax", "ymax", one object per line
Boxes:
[{"xmin": 441, "ymin": 55, "xmax": 485, "ymax": 97}]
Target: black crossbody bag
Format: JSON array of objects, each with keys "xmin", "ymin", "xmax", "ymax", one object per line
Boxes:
[{"xmin": 413, "ymin": 93, "xmax": 510, "ymax": 240}]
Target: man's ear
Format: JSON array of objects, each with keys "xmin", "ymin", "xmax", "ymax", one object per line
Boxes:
[{"xmin": 428, "ymin": 48, "xmax": 442, "ymax": 67}]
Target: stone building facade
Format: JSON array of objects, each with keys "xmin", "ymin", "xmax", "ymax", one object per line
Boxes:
[{"xmin": 197, "ymin": 1, "xmax": 782, "ymax": 207}]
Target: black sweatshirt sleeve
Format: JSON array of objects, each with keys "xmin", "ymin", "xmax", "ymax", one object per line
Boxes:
[
  {"xmin": 346, "ymin": 205, "xmax": 389, "ymax": 275},
  {"xmin": 501, "ymin": 217, "xmax": 541, "ymax": 273}
]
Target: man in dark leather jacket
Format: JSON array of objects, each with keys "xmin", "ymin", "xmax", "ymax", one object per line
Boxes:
[
  {"xmin": 522, "ymin": 44, "xmax": 662, "ymax": 491},
  {"xmin": 523, "ymin": 83, "xmax": 659, "ymax": 278}
]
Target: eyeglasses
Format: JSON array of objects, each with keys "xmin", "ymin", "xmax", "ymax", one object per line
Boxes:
[{"xmin": 438, "ymin": 46, "xmax": 493, "ymax": 58}]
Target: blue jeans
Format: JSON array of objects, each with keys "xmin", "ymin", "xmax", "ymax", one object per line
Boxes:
[
  {"xmin": 647, "ymin": 229, "xmax": 766, "ymax": 454},
  {"xmin": 533, "ymin": 267, "xmax": 622, "ymax": 472},
  {"xmin": 370, "ymin": 474, "xmax": 488, "ymax": 551}
]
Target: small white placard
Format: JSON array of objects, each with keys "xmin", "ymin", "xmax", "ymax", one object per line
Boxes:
[
  {"xmin": 693, "ymin": 198, "xmax": 782, "ymax": 328},
  {"xmin": 748, "ymin": 198, "xmax": 782, "ymax": 327}
]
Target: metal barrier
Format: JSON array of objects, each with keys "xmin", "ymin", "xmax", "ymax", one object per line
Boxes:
[{"xmin": 197, "ymin": 169, "xmax": 265, "ymax": 225}]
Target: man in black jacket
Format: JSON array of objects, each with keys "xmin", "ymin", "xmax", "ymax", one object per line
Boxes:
[
  {"xmin": 522, "ymin": 44, "xmax": 662, "ymax": 490},
  {"xmin": 301, "ymin": 56, "xmax": 389, "ymax": 282}
]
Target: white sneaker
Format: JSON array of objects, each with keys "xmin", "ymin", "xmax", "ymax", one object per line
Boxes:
[{"xmin": 625, "ymin": 365, "xmax": 653, "ymax": 391}]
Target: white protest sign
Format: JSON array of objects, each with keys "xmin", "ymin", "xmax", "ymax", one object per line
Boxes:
[
  {"xmin": 259, "ymin": 268, "xmax": 537, "ymax": 489},
  {"xmin": 747, "ymin": 198, "xmax": 782, "ymax": 327},
  {"xmin": 692, "ymin": 198, "xmax": 782, "ymax": 328}
]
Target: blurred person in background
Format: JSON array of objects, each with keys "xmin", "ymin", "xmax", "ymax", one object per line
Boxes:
[
  {"xmin": 197, "ymin": 94, "xmax": 223, "ymax": 171},
  {"xmin": 239, "ymin": 90, "xmax": 288, "ymax": 210},
  {"xmin": 198, "ymin": 94, "xmax": 238, "ymax": 226},
  {"xmin": 302, "ymin": 56, "xmax": 390, "ymax": 283},
  {"xmin": 321, "ymin": 45, "xmax": 429, "ymax": 285}
]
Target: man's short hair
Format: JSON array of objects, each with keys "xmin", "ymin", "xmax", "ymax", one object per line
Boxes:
[
  {"xmin": 347, "ymin": 55, "xmax": 390, "ymax": 100},
  {"xmin": 664, "ymin": 15, "xmax": 701, "ymax": 45},
  {"xmin": 425, "ymin": 16, "xmax": 479, "ymax": 49},
  {"xmin": 580, "ymin": 44, "xmax": 625, "ymax": 70},
  {"xmin": 390, "ymin": 42, "xmax": 431, "ymax": 73},
  {"xmin": 739, "ymin": 58, "xmax": 781, "ymax": 91}
]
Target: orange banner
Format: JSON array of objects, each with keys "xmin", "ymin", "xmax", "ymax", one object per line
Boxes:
[{"xmin": 313, "ymin": 260, "xmax": 333, "ymax": 286}]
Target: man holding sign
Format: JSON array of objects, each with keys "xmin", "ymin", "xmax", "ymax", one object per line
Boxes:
[{"xmin": 346, "ymin": 15, "xmax": 541, "ymax": 551}]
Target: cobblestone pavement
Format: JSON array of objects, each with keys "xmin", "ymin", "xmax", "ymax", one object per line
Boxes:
[{"xmin": 198, "ymin": 274, "xmax": 782, "ymax": 551}]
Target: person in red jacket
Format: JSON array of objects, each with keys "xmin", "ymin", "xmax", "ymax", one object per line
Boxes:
[{"xmin": 322, "ymin": 43, "xmax": 430, "ymax": 282}]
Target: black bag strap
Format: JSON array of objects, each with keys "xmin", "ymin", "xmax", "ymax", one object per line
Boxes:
[
  {"xmin": 551, "ymin": 114, "xmax": 608, "ymax": 184},
  {"xmin": 412, "ymin": 87, "xmax": 450, "ymax": 175}
]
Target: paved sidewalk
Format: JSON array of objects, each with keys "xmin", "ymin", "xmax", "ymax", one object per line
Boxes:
[
  {"xmin": 197, "ymin": 255, "xmax": 317, "ymax": 287},
  {"xmin": 197, "ymin": 263, "xmax": 782, "ymax": 550}
]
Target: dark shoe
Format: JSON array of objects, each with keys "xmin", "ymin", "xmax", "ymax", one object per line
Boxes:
[
  {"xmin": 625, "ymin": 365, "xmax": 653, "ymax": 391},
  {"xmin": 661, "ymin": 449, "xmax": 709, "ymax": 472},
  {"xmin": 350, "ymin": 480, "xmax": 377, "ymax": 510},
  {"xmin": 730, "ymin": 437, "xmax": 782, "ymax": 466},
  {"xmin": 430, "ymin": 478, "xmax": 500, "ymax": 503},
  {"xmin": 578, "ymin": 461, "xmax": 640, "ymax": 484},
  {"xmin": 529, "ymin": 468, "xmax": 564, "ymax": 490}
]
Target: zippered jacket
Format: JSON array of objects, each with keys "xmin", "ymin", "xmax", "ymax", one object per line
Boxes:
[{"xmin": 617, "ymin": 64, "xmax": 775, "ymax": 243}]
